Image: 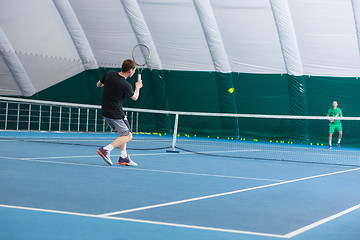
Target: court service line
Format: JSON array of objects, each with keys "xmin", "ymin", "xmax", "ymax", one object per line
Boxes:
[
  {"xmin": 0, "ymin": 204, "xmax": 285, "ymax": 238},
  {"xmin": 100, "ymin": 167, "xmax": 360, "ymax": 217},
  {"xmin": 284, "ymin": 203, "xmax": 360, "ymax": 238},
  {"xmin": 0, "ymin": 148, "xmax": 260, "ymax": 161},
  {"xmin": 0, "ymin": 155, "xmax": 283, "ymax": 182},
  {"xmin": 14, "ymin": 152, "xmax": 183, "ymax": 160}
]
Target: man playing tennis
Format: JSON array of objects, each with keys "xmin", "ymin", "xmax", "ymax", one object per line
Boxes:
[
  {"xmin": 327, "ymin": 100, "xmax": 343, "ymax": 149},
  {"xmin": 96, "ymin": 59, "xmax": 143, "ymax": 166}
]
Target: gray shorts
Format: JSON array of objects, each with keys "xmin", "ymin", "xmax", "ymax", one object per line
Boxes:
[{"xmin": 104, "ymin": 116, "xmax": 131, "ymax": 136}]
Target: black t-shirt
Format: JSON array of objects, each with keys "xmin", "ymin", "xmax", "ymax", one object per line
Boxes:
[{"xmin": 100, "ymin": 70, "xmax": 134, "ymax": 119}]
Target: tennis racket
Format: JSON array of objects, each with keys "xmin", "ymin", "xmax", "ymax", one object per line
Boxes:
[
  {"xmin": 330, "ymin": 109, "xmax": 342, "ymax": 123},
  {"xmin": 132, "ymin": 44, "xmax": 150, "ymax": 81},
  {"xmin": 335, "ymin": 109, "xmax": 342, "ymax": 117}
]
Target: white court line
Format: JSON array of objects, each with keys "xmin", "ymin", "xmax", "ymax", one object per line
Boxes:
[
  {"xmin": 100, "ymin": 167, "xmax": 360, "ymax": 217},
  {"xmin": 2, "ymin": 148, "xmax": 260, "ymax": 161},
  {"xmin": 0, "ymin": 155, "xmax": 282, "ymax": 182},
  {"xmin": 0, "ymin": 139, "xmax": 169, "ymax": 143},
  {"xmin": 5, "ymin": 135, "xmax": 359, "ymax": 158},
  {"xmin": 197, "ymin": 149, "xmax": 261, "ymax": 154},
  {"xmin": 1, "ymin": 164, "xmax": 360, "ymax": 237},
  {"xmin": 0, "ymin": 204, "xmax": 285, "ymax": 238},
  {"xmin": 262, "ymin": 148, "xmax": 360, "ymax": 159},
  {"xmin": 13, "ymin": 152, "xmax": 183, "ymax": 160},
  {"xmin": 284, "ymin": 203, "xmax": 360, "ymax": 238}
]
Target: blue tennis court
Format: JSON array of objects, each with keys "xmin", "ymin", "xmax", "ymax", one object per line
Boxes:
[{"xmin": 1, "ymin": 131, "xmax": 360, "ymax": 240}]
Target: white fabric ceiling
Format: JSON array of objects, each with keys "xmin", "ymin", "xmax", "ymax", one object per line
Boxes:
[{"xmin": 0, "ymin": 0, "xmax": 360, "ymax": 96}]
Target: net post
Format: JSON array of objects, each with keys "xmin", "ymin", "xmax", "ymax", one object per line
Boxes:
[
  {"xmin": 28, "ymin": 104, "xmax": 31, "ymax": 130},
  {"xmin": 68, "ymin": 108, "xmax": 71, "ymax": 131},
  {"xmin": 59, "ymin": 106, "xmax": 62, "ymax": 131},
  {"xmin": 131, "ymin": 111, "xmax": 134, "ymax": 132},
  {"xmin": 94, "ymin": 109, "xmax": 97, "ymax": 132},
  {"xmin": 86, "ymin": 108, "xmax": 89, "ymax": 132},
  {"xmin": 39, "ymin": 105, "xmax": 42, "ymax": 131},
  {"xmin": 49, "ymin": 105, "xmax": 52, "ymax": 131},
  {"xmin": 77, "ymin": 108, "xmax": 80, "ymax": 132},
  {"xmin": 16, "ymin": 103, "xmax": 20, "ymax": 130},
  {"xmin": 5, "ymin": 102, "xmax": 8, "ymax": 130},
  {"xmin": 136, "ymin": 112, "xmax": 139, "ymax": 133},
  {"xmin": 167, "ymin": 113, "xmax": 179, "ymax": 153}
]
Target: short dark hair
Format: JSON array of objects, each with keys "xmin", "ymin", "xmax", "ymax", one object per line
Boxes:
[{"xmin": 121, "ymin": 59, "xmax": 136, "ymax": 73}]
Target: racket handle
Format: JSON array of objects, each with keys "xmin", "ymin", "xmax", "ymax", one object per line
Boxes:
[{"xmin": 138, "ymin": 73, "xmax": 141, "ymax": 81}]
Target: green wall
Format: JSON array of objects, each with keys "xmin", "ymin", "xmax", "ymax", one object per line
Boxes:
[{"xmin": 29, "ymin": 69, "xmax": 360, "ymax": 147}]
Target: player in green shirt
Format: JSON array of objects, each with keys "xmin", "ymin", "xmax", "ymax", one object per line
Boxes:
[{"xmin": 326, "ymin": 101, "xmax": 343, "ymax": 149}]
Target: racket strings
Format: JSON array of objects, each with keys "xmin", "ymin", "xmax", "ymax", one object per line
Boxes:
[{"xmin": 132, "ymin": 44, "xmax": 150, "ymax": 67}]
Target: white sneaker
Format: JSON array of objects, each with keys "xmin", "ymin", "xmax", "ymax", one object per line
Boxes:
[
  {"xmin": 118, "ymin": 155, "xmax": 137, "ymax": 166},
  {"xmin": 97, "ymin": 147, "xmax": 113, "ymax": 165}
]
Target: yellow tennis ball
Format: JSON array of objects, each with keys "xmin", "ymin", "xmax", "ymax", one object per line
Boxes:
[{"xmin": 228, "ymin": 88, "xmax": 235, "ymax": 93}]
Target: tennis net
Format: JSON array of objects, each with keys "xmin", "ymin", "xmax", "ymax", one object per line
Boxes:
[{"xmin": 1, "ymin": 96, "xmax": 359, "ymax": 166}]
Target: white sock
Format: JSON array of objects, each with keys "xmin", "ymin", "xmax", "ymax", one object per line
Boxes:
[
  {"xmin": 120, "ymin": 150, "xmax": 127, "ymax": 158},
  {"xmin": 104, "ymin": 144, "xmax": 114, "ymax": 152},
  {"xmin": 338, "ymin": 139, "xmax": 341, "ymax": 144},
  {"xmin": 329, "ymin": 141, "xmax": 332, "ymax": 146}
]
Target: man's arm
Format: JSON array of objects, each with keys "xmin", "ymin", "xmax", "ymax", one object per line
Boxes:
[
  {"xmin": 326, "ymin": 115, "xmax": 332, "ymax": 122},
  {"xmin": 131, "ymin": 80, "xmax": 143, "ymax": 101},
  {"xmin": 327, "ymin": 114, "xmax": 333, "ymax": 122},
  {"xmin": 97, "ymin": 80, "xmax": 104, "ymax": 87}
]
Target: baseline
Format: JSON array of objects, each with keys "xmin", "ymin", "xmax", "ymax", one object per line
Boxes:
[
  {"xmin": 0, "ymin": 204, "xmax": 285, "ymax": 238},
  {"xmin": 100, "ymin": 167, "xmax": 360, "ymax": 217}
]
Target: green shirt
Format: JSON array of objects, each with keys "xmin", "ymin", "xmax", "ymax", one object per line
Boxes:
[{"xmin": 327, "ymin": 107, "xmax": 342, "ymax": 123}]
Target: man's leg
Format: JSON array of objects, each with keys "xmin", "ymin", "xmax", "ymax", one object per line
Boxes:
[
  {"xmin": 338, "ymin": 131, "xmax": 342, "ymax": 140},
  {"xmin": 110, "ymin": 133, "xmax": 132, "ymax": 149},
  {"xmin": 328, "ymin": 133, "xmax": 333, "ymax": 149},
  {"xmin": 98, "ymin": 118, "xmax": 132, "ymax": 166},
  {"xmin": 120, "ymin": 142, "xmax": 127, "ymax": 155},
  {"xmin": 119, "ymin": 134, "xmax": 131, "ymax": 158},
  {"xmin": 337, "ymin": 131, "xmax": 342, "ymax": 148},
  {"xmin": 117, "ymin": 133, "xmax": 137, "ymax": 166}
]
